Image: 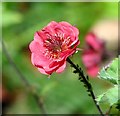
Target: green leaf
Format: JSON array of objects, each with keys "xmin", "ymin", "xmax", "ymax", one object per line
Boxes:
[
  {"xmin": 96, "ymin": 85, "xmax": 119, "ymax": 106},
  {"xmin": 98, "ymin": 58, "xmax": 119, "ymax": 85}
]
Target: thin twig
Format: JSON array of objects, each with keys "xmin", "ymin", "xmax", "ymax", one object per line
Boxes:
[
  {"xmin": 2, "ymin": 40, "xmax": 47, "ymax": 115},
  {"xmin": 67, "ymin": 57, "xmax": 104, "ymax": 116}
]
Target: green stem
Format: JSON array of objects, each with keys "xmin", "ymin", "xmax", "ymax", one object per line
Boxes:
[{"xmin": 67, "ymin": 57, "xmax": 104, "ymax": 116}]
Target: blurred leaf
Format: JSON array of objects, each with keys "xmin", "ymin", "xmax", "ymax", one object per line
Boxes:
[
  {"xmin": 96, "ymin": 85, "xmax": 119, "ymax": 106},
  {"xmin": 98, "ymin": 58, "xmax": 119, "ymax": 85},
  {"xmin": 2, "ymin": 3, "xmax": 23, "ymax": 27}
]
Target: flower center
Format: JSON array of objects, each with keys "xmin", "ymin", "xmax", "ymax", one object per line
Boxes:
[{"xmin": 43, "ymin": 33, "xmax": 70, "ymax": 59}]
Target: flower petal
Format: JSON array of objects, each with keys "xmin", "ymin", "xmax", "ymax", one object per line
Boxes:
[
  {"xmin": 29, "ymin": 21, "xmax": 80, "ymax": 76},
  {"xmin": 34, "ymin": 32, "xmax": 45, "ymax": 43},
  {"xmin": 43, "ymin": 21, "xmax": 58, "ymax": 36},
  {"xmin": 87, "ymin": 66, "xmax": 99, "ymax": 77},
  {"xmin": 38, "ymin": 68, "xmax": 48, "ymax": 75},
  {"xmin": 86, "ymin": 33, "xmax": 104, "ymax": 51},
  {"xmin": 47, "ymin": 21, "xmax": 58, "ymax": 28},
  {"xmin": 31, "ymin": 53, "xmax": 51, "ymax": 67},
  {"xmin": 82, "ymin": 50, "xmax": 101, "ymax": 68},
  {"xmin": 59, "ymin": 21, "xmax": 79, "ymax": 40},
  {"xmin": 29, "ymin": 41, "xmax": 44, "ymax": 53},
  {"xmin": 56, "ymin": 61, "xmax": 66, "ymax": 73}
]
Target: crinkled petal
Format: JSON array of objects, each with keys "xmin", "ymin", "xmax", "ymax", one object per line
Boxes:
[
  {"xmin": 59, "ymin": 21, "xmax": 73, "ymax": 27},
  {"xmin": 60, "ymin": 21, "xmax": 79, "ymax": 35},
  {"xmin": 59, "ymin": 21, "xmax": 79, "ymax": 40},
  {"xmin": 60, "ymin": 40, "xmax": 80, "ymax": 59},
  {"xmin": 47, "ymin": 21, "xmax": 58, "ymax": 28},
  {"xmin": 43, "ymin": 59, "xmax": 66, "ymax": 74},
  {"xmin": 34, "ymin": 32, "xmax": 45, "ymax": 43},
  {"xmin": 29, "ymin": 21, "xmax": 80, "ymax": 75},
  {"xmin": 29, "ymin": 41, "xmax": 44, "ymax": 53},
  {"xmin": 43, "ymin": 63, "xmax": 59, "ymax": 72},
  {"xmin": 38, "ymin": 68, "xmax": 48, "ymax": 75},
  {"xmin": 43, "ymin": 21, "xmax": 58, "ymax": 36},
  {"xmin": 31, "ymin": 53, "xmax": 51, "ymax": 67},
  {"xmin": 56, "ymin": 61, "xmax": 66, "ymax": 73}
]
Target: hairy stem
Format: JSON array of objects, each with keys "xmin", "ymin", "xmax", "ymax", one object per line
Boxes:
[
  {"xmin": 2, "ymin": 40, "xmax": 47, "ymax": 114},
  {"xmin": 67, "ymin": 57, "xmax": 104, "ymax": 116}
]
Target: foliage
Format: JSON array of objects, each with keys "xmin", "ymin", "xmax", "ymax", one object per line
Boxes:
[
  {"xmin": 97, "ymin": 57, "xmax": 119, "ymax": 110},
  {"xmin": 98, "ymin": 58, "xmax": 119, "ymax": 85},
  {"xmin": 96, "ymin": 85, "xmax": 118, "ymax": 106},
  {"xmin": 2, "ymin": 2, "xmax": 118, "ymax": 114}
]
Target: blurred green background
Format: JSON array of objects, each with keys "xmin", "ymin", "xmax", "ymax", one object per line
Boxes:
[{"xmin": 2, "ymin": 2, "xmax": 118, "ymax": 114}]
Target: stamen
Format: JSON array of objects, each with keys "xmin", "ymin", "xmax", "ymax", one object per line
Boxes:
[
  {"xmin": 43, "ymin": 33, "xmax": 71, "ymax": 60},
  {"xmin": 45, "ymin": 40, "xmax": 50, "ymax": 43}
]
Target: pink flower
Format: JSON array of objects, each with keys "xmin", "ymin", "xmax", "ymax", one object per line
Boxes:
[
  {"xmin": 29, "ymin": 21, "xmax": 80, "ymax": 75},
  {"xmin": 82, "ymin": 33, "xmax": 105, "ymax": 77}
]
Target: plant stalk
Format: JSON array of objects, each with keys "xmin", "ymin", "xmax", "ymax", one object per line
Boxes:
[{"xmin": 67, "ymin": 57, "xmax": 104, "ymax": 116}]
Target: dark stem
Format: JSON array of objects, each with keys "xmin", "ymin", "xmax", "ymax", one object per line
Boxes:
[
  {"xmin": 67, "ymin": 57, "xmax": 104, "ymax": 116},
  {"xmin": 2, "ymin": 40, "xmax": 47, "ymax": 115}
]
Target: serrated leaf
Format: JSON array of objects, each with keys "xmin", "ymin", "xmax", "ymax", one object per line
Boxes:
[
  {"xmin": 98, "ymin": 58, "xmax": 119, "ymax": 85},
  {"xmin": 96, "ymin": 85, "xmax": 119, "ymax": 106}
]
